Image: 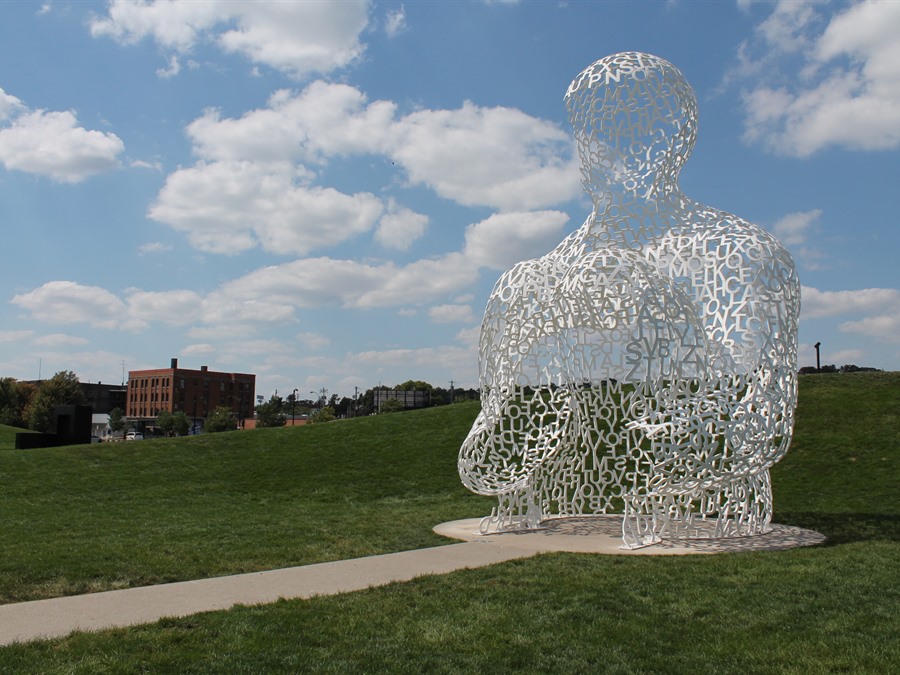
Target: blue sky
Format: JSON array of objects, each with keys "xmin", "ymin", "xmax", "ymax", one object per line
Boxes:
[{"xmin": 1, "ymin": 0, "xmax": 898, "ymax": 400}]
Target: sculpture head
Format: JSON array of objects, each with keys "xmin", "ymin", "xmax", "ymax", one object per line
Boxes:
[{"xmin": 565, "ymin": 52, "xmax": 698, "ymax": 201}]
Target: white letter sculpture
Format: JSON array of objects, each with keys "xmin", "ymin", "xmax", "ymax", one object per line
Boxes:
[{"xmin": 459, "ymin": 52, "xmax": 800, "ymax": 549}]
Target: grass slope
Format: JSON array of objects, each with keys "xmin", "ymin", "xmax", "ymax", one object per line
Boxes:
[
  {"xmin": 0, "ymin": 403, "xmax": 491, "ymax": 603},
  {"xmin": 1, "ymin": 373, "xmax": 898, "ymax": 672},
  {"xmin": 0, "ymin": 424, "xmax": 32, "ymax": 449}
]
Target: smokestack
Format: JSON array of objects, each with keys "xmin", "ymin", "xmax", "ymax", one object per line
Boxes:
[
  {"xmin": 171, "ymin": 358, "xmax": 178, "ymax": 369},
  {"xmin": 201, "ymin": 365, "xmax": 208, "ymax": 372}
]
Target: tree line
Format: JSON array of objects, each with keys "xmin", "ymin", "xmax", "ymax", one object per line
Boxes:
[
  {"xmin": 0, "ymin": 371, "xmax": 84, "ymax": 432},
  {"xmin": 798, "ymin": 364, "xmax": 883, "ymax": 375},
  {"xmin": 0, "ymin": 371, "xmax": 482, "ymax": 434},
  {"xmin": 253, "ymin": 380, "xmax": 481, "ymax": 428}
]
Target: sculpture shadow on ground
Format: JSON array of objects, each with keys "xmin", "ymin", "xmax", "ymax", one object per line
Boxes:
[{"xmin": 773, "ymin": 512, "xmax": 899, "ymax": 546}]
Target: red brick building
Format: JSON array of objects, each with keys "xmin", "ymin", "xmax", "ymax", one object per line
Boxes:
[{"xmin": 126, "ymin": 358, "xmax": 255, "ymax": 427}]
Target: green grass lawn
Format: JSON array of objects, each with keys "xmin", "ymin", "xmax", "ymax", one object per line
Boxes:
[
  {"xmin": 0, "ymin": 424, "xmax": 34, "ymax": 449},
  {"xmin": 0, "ymin": 373, "xmax": 897, "ymax": 672},
  {"xmin": 0, "ymin": 403, "xmax": 492, "ymax": 604}
]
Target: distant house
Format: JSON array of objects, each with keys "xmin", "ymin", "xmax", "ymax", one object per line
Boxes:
[
  {"xmin": 126, "ymin": 358, "xmax": 255, "ymax": 429},
  {"xmin": 92, "ymin": 413, "xmax": 110, "ymax": 440}
]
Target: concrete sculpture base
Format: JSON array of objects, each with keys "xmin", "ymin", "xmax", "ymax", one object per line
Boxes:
[{"xmin": 434, "ymin": 517, "xmax": 824, "ymax": 556}]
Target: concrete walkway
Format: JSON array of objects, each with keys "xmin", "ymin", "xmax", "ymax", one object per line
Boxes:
[{"xmin": 0, "ymin": 517, "xmax": 824, "ymax": 646}]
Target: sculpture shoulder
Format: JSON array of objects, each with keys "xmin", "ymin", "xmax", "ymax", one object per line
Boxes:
[{"xmin": 664, "ymin": 202, "xmax": 797, "ymax": 269}]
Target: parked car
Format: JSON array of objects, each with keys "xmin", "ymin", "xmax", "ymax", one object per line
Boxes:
[{"xmin": 125, "ymin": 431, "xmax": 144, "ymax": 441}]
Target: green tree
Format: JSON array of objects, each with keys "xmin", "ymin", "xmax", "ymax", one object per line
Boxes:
[
  {"xmin": 172, "ymin": 411, "xmax": 190, "ymax": 437},
  {"xmin": 0, "ymin": 378, "xmax": 26, "ymax": 427},
  {"xmin": 255, "ymin": 394, "xmax": 286, "ymax": 428},
  {"xmin": 379, "ymin": 398, "xmax": 405, "ymax": 414},
  {"xmin": 308, "ymin": 405, "xmax": 335, "ymax": 424},
  {"xmin": 108, "ymin": 407, "xmax": 126, "ymax": 436},
  {"xmin": 26, "ymin": 371, "xmax": 86, "ymax": 432},
  {"xmin": 204, "ymin": 406, "xmax": 236, "ymax": 433},
  {"xmin": 157, "ymin": 410, "xmax": 175, "ymax": 436}
]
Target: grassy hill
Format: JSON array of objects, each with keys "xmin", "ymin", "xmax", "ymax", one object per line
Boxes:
[
  {"xmin": 0, "ymin": 402, "xmax": 491, "ymax": 604},
  {"xmin": 0, "ymin": 373, "xmax": 897, "ymax": 672},
  {"xmin": 0, "ymin": 423, "xmax": 33, "ymax": 449}
]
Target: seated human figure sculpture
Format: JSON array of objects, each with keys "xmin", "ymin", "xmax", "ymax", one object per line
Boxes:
[{"xmin": 458, "ymin": 52, "xmax": 800, "ymax": 548}]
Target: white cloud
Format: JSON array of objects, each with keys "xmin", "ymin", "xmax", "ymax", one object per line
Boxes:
[
  {"xmin": 297, "ymin": 332, "xmax": 330, "ymax": 351},
  {"xmin": 91, "ymin": 0, "xmax": 370, "ymax": 79},
  {"xmin": 771, "ymin": 209, "xmax": 822, "ymax": 247},
  {"xmin": 33, "ymin": 333, "xmax": 90, "ymax": 347},
  {"xmin": 802, "ymin": 285, "xmax": 900, "ymax": 344},
  {"xmin": 739, "ymin": 0, "xmax": 900, "ymax": 156},
  {"xmin": 840, "ymin": 314, "xmax": 900, "ymax": 343},
  {"xmin": 756, "ymin": 0, "xmax": 822, "ymax": 54},
  {"xmin": 0, "ymin": 108, "xmax": 123, "ymax": 183},
  {"xmin": 186, "ymin": 325, "xmax": 254, "ymax": 341},
  {"xmin": 149, "ymin": 160, "xmax": 383, "ymax": 255},
  {"xmin": 11, "ymin": 283, "xmax": 201, "ymax": 332},
  {"xmin": 348, "ymin": 345, "xmax": 476, "ymax": 377},
  {"xmin": 222, "ymin": 338, "xmax": 292, "ymax": 356},
  {"xmin": 186, "ymin": 83, "xmax": 396, "ymax": 163},
  {"xmin": 463, "ymin": 210, "xmax": 570, "ymax": 269},
  {"xmin": 800, "ymin": 286, "xmax": 899, "ymax": 319},
  {"xmin": 130, "ymin": 159, "xmax": 162, "ymax": 171},
  {"xmin": 156, "ymin": 54, "xmax": 181, "ymax": 78},
  {"xmin": 428, "ymin": 304, "xmax": 476, "ymax": 324},
  {"xmin": 391, "ymin": 103, "xmax": 580, "ymax": 210},
  {"xmin": 12, "ymin": 250, "xmax": 480, "ymax": 340},
  {"xmin": 89, "ymin": 0, "xmax": 221, "ymax": 50},
  {"xmin": 0, "ymin": 87, "xmax": 25, "ymax": 121},
  {"xmin": 356, "ymin": 254, "xmax": 479, "ymax": 308},
  {"xmin": 0, "ymin": 330, "xmax": 33, "ymax": 343},
  {"xmin": 182, "ymin": 343, "xmax": 216, "ymax": 357},
  {"xmin": 375, "ymin": 199, "xmax": 428, "ymax": 250},
  {"xmin": 125, "ymin": 289, "xmax": 203, "ymax": 326},
  {"xmin": 11, "ymin": 281, "xmax": 141, "ymax": 330},
  {"xmin": 215, "ymin": 253, "xmax": 478, "ymax": 313},
  {"xmin": 183, "ymin": 82, "xmax": 578, "ymax": 212},
  {"xmin": 385, "ymin": 6, "xmax": 407, "ymax": 38},
  {"xmin": 217, "ymin": 2, "xmax": 368, "ymax": 79},
  {"xmin": 455, "ymin": 326, "xmax": 481, "ymax": 348},
  {"xmin": 200, "ymin": 290, "xmax": 297, "ymax": 327},
  {"xmin": 138, "ymin": 241, "xmax": 172, "ymax": 255},
  {"xmin": 153, "ymin": 82, "xmax": 579, "ymax": 257},
  {"xmin": 770, "ymin": 208, "xmax": 827, "ymax": 269}
]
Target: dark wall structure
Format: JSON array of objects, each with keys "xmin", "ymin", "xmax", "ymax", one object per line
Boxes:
[{"xmin": 15, "ymin": 405, "xmax": 93, "ymax": 449}]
